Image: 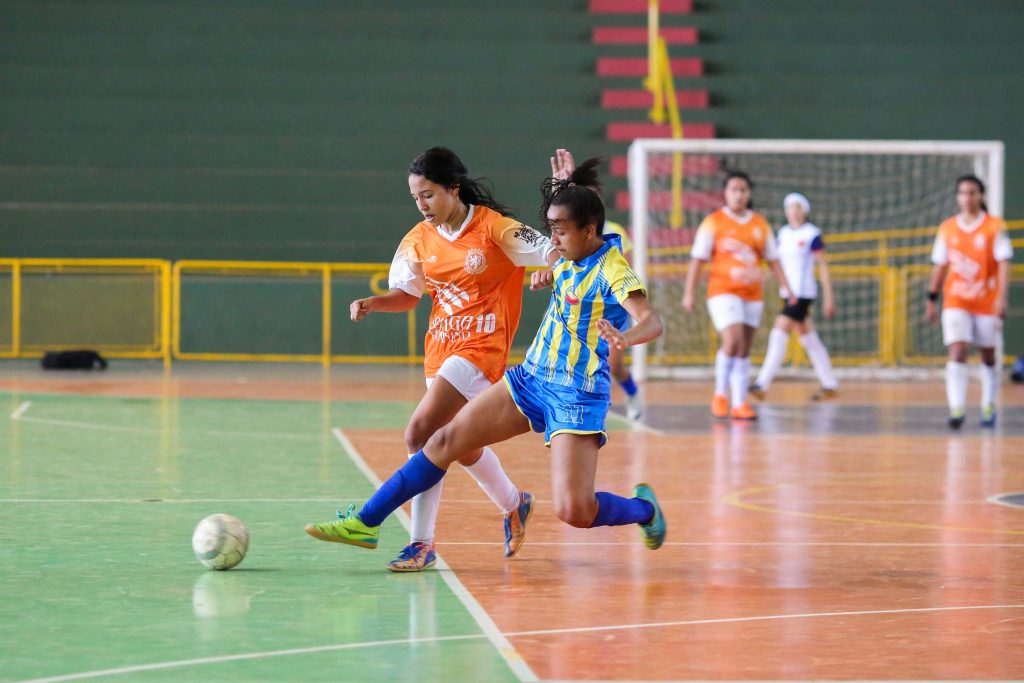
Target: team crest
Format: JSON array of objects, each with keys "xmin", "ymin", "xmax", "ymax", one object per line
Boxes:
[
  {"xmin": 753, "ymin": 227, "xmax": 762, "ymax": 240},
  {"xmin": 974, "ymin": 234, "xmax": 986, "ymax": 250},
  {"xmin": 564, "ymin": 288, "xmax": 580, "ymax": 305},
  {"xmin": 464, "ymin": 248, "xmax": 487, "ymax": 275}
]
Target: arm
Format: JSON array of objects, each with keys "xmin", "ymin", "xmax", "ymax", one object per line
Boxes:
[
  {"xmin": 995, "ymin": 259, "xmax": 1010, "ymax": 318},
  {"xmin": 768, "ymin": 259, "xmax": 799, "ymax": 306},
  {"xmin": 350, "ymin": 289, "xmax": 420, "ymax": 321},
  {"xmin": 598, "ymin": 291, "xmax": 664, "ymax": 349},
  {"xmin": 925, "ymin": 263, "xmax": 947, "ymax": 324},
  {"xmin": 682, "ymin": 257, "xmax": 704, "ymax": 312},
  {"xmin": 814, "ymin": 250, "xmax": 835, "ymax": 318}
]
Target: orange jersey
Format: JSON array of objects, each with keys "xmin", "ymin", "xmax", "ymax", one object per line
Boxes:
[
  {"xmin": 388, "ymin": 205, "xmax": 553, "ymax": 383},
  {"xmin": 931, "ymin": 213, "xmax": 1012, "ymax": 315},
  {"xmin": 691, "ymin": 208, "xmax": 777, "ymax": 301}
]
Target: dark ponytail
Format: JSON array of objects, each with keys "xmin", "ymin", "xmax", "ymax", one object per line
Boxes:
[
  {"xmin": 408, "ymin": 146, "xmax": 516, "ymax": 217},
  {"xmin": 540, "ymin": 157, "xmax": 606, "ymax": 233},
  {"xmin": 956, "ymin": 174, "xmax": 988, "ymax": 213}
]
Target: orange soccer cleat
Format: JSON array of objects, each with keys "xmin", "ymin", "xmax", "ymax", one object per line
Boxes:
[{"xmin": 711, "ymin": 394, "xmax": 729, "ymax": 419}]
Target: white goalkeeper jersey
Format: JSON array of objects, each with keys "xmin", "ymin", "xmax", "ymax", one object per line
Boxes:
[{"xmin": 776, "ymin": 222, "xmax": 825, "ymax": 299}]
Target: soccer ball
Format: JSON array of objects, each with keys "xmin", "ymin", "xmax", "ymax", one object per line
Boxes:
[{"xmin": 192, "ymin": 514, "xmax": 249, "ymax": 570}]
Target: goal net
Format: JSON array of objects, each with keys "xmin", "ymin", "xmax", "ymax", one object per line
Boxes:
[{"xmin": 626, "ymin": 139, "xmax": 1005, "ymax": 379}]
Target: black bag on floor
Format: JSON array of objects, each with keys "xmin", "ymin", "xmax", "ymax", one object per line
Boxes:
[{"xmin": 41, "ymin": 350, "xmax": 108, "ymax": 370}]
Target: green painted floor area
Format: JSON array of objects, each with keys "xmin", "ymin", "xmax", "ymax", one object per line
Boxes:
[{"xmin": 0, "ymin": 392, "xmax": 523, "ymax": 682}]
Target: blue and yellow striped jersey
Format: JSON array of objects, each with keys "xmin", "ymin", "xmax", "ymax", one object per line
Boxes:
[{"xmin": 523, "ymin": 234, "xmax": 646, "ymax": 395}]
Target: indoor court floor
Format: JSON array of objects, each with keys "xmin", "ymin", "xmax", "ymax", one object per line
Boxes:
[{"xmin": 1, "ymin": 361, "xmax": 1022, "ymax": 682}]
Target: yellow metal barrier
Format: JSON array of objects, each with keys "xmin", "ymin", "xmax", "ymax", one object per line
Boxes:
[
  {"xmin": 0, "ymin": 258, "xmax": 170, "ymax": 365},
  {"xmin": 0, "ymin": 246, "xmax": 1019, "ymax": 368}
]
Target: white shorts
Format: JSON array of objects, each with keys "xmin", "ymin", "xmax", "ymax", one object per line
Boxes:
[
  {"xmin": 941, "ymin": 308, "xmax": 1001, "ymax": 348},
  {"xmin": 425, "ymin": 355, "xmax": 493, "ymax": 401},
  {"xmin": 707, "ymin": 294, "xmax": 764, "ymax": 331}
]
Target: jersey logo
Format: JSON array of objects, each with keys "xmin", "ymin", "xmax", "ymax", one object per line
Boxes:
[
  {"xmin": 424, "ymin": 275, "xmax": 471, "ymax": 315},
  {"xmin": 974, "ymin": 234, "xmax": 986, "ymax": 250},
  {"xmin": 559, "ymin": 404, "xmax": 585, "ymax": 425},
  {"xmin": 464, "ymin": 248, "xmax": 488, "ymax": 275},
  {"xmin": 564, "ymin": 288, "xmax": 580, "ymax": 305},
  {"xmin": 513, "ymin": 225, "xmax": 543, "ymax": 246}
]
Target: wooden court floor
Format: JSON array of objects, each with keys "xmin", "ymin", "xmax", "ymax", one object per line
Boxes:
[{"xmin": 1, "ymin": 361, "xmax": 1022, "ymax": 682}]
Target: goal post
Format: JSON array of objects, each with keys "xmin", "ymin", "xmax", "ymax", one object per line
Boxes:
[{"xmin": 627, "ymin": 139, "xmax": 1005, "ymax": 380}]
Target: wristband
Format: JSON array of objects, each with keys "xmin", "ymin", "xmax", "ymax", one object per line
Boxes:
[{"xmin": 927, "ymin": 291, "xmax": 939, "ymax": 302}]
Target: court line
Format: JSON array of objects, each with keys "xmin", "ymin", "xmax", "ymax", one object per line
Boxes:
[
  {"xmin": 723, "ymin": 484, "xmax": 1024, "ymax": 536},
  {"xmin": 18, "ymin": 603, "xmax": 1024, "ymax": 683},
  {"xmin": 9, "ymin": 413, "xmax": 319, "ymax": 441},
  {"xmin": 436, "ymin": 541, "xmax": 1024, "ymax": 548},
  {"xmin": 10, "ymin": 400, "xmax": 32, "ymax": 419},
  {"xmin": 0, "ymin": 498, "xmax": 366, "ymax": 504},
  {"xmin": 330, "ymin": 427, "xmax": 538, "ymax": 683}
]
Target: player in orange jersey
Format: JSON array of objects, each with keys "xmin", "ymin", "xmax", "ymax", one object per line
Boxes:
[
  {"xmin": 347, "ymin": 147, "xmax": 558, "ymax": 570},
  {"xmin": 682, "ymin": 171, "xmax": 797, "ymax": 421},
  {"xmin": 926, "ymin": 174, "xmax": 1012, "ymax": 430}
]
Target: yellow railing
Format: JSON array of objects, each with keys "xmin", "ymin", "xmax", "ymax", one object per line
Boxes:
[
  {"xmin": 0, "ymin": 238, "xmax": 1019, "ymax": 367},
  {"xmin": 644, "ymin": 0, "xmax": 685, "ymax": 229}
]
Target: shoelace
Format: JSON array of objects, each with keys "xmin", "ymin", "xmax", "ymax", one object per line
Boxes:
[{"xmin": 335, "ymin": 503, "xmax": 356, "ymax": 520}]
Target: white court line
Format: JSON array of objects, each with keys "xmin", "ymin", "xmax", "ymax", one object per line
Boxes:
[
  {"xmin": 0, "ymin": 498, "xmax": 366, "ymax": 504},
  {"xmin": 330, "ymin": 427, "xmax": 538, "ymax": 683},
  {"xmin": 10, "ymin": 400, "xmax": 32, "ymax": 420},
  {"xmin": 9, "ymin": 414, "xmax": 318, "ymax": 440},
  {"xmin": 18, "ymin": 603, "xmax": 1024, "ymax": 683},
  {"xmin": 435, "ymin": 541, "xmax": 1024, "ymax": 548}
]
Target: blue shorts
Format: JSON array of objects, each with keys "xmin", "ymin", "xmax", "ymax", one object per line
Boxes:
[{"xmin": 503, "ymin": 365, "xmax": 609, "ymax": 447}]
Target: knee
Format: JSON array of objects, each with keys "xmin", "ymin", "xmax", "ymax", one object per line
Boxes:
[
  {"xmin": 553, "ymin": 498, "xmax": 596, "ymax": 529},
  {"xmin": 404, "ymin": 419, "xmax": 433, "ymax": 453}
]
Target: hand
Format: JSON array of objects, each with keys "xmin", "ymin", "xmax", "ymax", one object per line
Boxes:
[
  {"xmin": 682, "ymin": 290, "xmax": 695, "ymax": 312},
  {"xmin": 787, "ymin": 294, "xmax": 799, "ymax": 307},
  {"xmin": 823, "ymin": 299, "xmax": 835, "ymax": 319},
  {"xmin": 925, "ymin": 300, "xmax": 937, "ymax": 324},
  {"xmin": 994, "ymin": 299, "xmax": 1007, "ymax": 319},
  {"xmin": 597, "ymin": 319, "xmax": 629, "ymax": 350},
  {"xmin": 550, "ymin": 148, "xmax": 576, "ymax": 181},
  {"xmin": 350, "ymin": 298, "xmax": 372, "ymax": 321},
  {"xmin": 530, "ymin": 269, "xmax": 554, "ymax": 291}
]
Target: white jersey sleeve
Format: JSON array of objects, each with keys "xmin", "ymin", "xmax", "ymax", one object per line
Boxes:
[
  {"xmin": 492, "ymin": 219, "xmax": 556, "ymax": 267},
  {"xmin": 994, "ymin": 230, "xmax": 1014, "ymax": 262},
  {"xmin": 931, "ymin": 231, "xmax": 948, "ymax": 265},
  {"xmin": 387, "ymin": 240, "xmax": 425, "ymax": 298},
  {"xmin": 690, "ymin": 219, "xmax": 715, "ymax": 260}
]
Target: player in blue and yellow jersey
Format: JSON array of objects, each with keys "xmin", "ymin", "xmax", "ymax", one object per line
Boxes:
[
  {"xmin": 550, "ymin": 148, "xmax": 644, "ymax": 421},
  {"xmin": 306, "ymin": 158, "xmax": 667, "ymax": 552}
]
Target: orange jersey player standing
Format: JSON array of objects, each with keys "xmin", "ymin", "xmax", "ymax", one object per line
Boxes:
[
  {"xmin": 926, "ymin": 174, "xmax": 1012, "ymax": 430},
  {"xmin": 345, "ymin": 146, "xmax": 557, "ymax": 571},
  {"xmin": 682, "ymin": 171, "xmax": 796, "ymax": 421}
]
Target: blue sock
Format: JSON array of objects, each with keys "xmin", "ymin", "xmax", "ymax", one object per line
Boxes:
[
  {"xmin": 590, "ymin": 492, "xmax": 655, "ymax": 527},
  {"xmin": 358, "ymin": 451, "xmax": 446, "ymax": 527},
  {"xmin": 619, "ymin": 376, "xmax": 638, "ymax": 396}
]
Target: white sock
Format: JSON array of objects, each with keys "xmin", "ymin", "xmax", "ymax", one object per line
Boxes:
[
  {"xmin": 800, "ymin": 332, "xmax": 838, "ymax": 390},
  {"xmin": 756, "ymin": 328, "xmax": 789, "ymax": 390},
  {"xmin": 462, "ymin": 446, "xmax": 520, "ymax": 514},
  {"xmin": 408, "ymin": 453, "xmax": 444, "ymax": 545},
  {"xmin": 946, "ymin": 361, "xmax": 968, "ymax": 415},
  {"xmin": 715, "ymin": 349, "xmax": 734, "ymax": 397},
  {"xmin": 979, "ymin": 363, "xmax": 998, "ymax": 409},
  {"xmin": 730, "ymin": 356, "xmax": 751, "ymax": 407}
]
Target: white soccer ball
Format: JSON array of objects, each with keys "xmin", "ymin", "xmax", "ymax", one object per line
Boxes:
[{"xmin": 192, "ymin": 514, "xmax": 249, "ymax": 570}]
